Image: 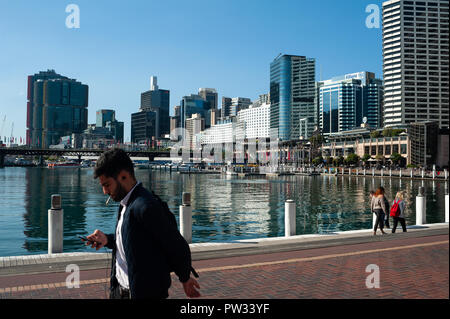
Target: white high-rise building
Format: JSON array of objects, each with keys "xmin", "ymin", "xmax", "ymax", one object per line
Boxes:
[
  {"xmin": 382, "ymin": 0, "xmax": 449, "ymax": 128},
  {"xmin": 237, "ymin": 103, "xmax": 271, "ymax": 139}
]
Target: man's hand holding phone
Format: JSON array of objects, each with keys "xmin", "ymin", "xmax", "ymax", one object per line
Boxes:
[{"xmin": 81, "ymin": 229, "xmax": 108, "ymax": 250}]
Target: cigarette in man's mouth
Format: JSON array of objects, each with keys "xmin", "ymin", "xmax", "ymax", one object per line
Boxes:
[{"xmin": 106, "ymin": 196, "xmax": 111, "ymax": 205}]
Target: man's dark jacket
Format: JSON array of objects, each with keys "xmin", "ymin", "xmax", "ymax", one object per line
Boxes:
[{"xmin": 105, "ymin": 184, "xmax": 193, "ymax": 298}]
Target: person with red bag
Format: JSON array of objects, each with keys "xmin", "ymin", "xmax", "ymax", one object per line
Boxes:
[{"xmin": 390, "ymin": 191, "xmax": 407, "ymax": 233}]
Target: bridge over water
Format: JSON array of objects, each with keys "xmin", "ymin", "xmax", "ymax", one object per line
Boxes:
[{"xmin": 0, "ymin": 147, "xmax": 171, "ymax": 167}]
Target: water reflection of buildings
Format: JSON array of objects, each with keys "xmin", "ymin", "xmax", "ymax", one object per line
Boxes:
[{"xmin": 24, "ymin": 168, "xmax": 88, "ymax": 252}]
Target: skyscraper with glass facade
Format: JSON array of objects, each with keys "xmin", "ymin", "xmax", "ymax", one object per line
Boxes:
[
  {"xmin": 318, "ymin": 72, "xmax": 384, "ymax": 135},
  {"xmin": 96, "ymin": 109, "xmax": 115, "ymax": 127},
  {"xmin": 270, "ymin": 54, "xmax": 316, "ymax": 141},
  {"xmin": 26, "ymin": 69, "xmax": 88, "ymax": 148}
]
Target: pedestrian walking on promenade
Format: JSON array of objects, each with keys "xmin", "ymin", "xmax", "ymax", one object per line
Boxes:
[
  {"xmin": 383, "ymin": 192, "xmax": 391, "ymax": 229},
  {"xmin": 390, "ymin": 191, "xmax": 407, "ymax": 233},
  {"xmin": 85, "ymin": 148, "xmax": 201, "ymax": 299},
  {"xmin": 371, "ymin": 187, "xmax": 388, "ymax": 235}
]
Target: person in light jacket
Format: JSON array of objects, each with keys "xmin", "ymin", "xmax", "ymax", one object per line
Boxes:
[
  {"xmin": 392, "ymin": 191, "xmax": 407, "ymax": 233},
  {"xmin": 371, "ymin": 187, "xmax": 387, "ymax": 235}
]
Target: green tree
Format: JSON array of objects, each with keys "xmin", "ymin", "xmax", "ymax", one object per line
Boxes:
[
  {"xmin": 312, "ymin": 156, "xmax": 323, "ymax": 166},
  {"xmin": 390, "ymin": 152, "xmax": 403, "ymax": 165},
  {"xmin": 362, "ymin": 154, "xmax": 371, "ymax": 162},
  {"xmin": 370, "ymin": 131, "xmax": 381, "ymax": 138},
  {"xmin": 333, "ymin": 155, "xmax": 344, "ymax": 167},
  {"xmin": 345, "ymin": 153, "xmax": 360, "ymax": 166}
]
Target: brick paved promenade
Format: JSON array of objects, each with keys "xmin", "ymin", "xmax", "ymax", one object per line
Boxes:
[{"xmin": 0, "ymin": 228, "xmax": 448, "ymax": 299}]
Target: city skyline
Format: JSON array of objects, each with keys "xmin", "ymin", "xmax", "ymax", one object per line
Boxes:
[{"xmin": 0, "ymin": 0, "xmax": 384, "ymax": 143}]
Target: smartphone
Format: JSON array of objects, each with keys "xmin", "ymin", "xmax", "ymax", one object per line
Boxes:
[{"xmin": 78, "ymin": 235, "xmax": 97, "ymax": 244}]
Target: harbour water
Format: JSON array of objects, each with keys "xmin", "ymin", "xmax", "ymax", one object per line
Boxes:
[{"xmin": 0, "ymin": 166, "xmax": 447, "ymax": 257}]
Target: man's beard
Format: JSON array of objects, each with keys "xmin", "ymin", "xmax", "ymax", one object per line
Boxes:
[{"xmin": 112, "ymin": 179, "xmax": 128, "ymax": 202}]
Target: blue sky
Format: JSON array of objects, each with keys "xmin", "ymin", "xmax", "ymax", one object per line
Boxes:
[{"xmin": 0, "ymin": 0, "xmax": 383, "ymax": 142}]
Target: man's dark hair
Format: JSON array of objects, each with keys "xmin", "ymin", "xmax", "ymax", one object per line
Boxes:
[{"xmin": 94, "ymin": 148, "xmax": 135, "ymax": 179}]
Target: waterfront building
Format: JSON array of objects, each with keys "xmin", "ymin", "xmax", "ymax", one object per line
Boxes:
[
  {"xmin": 318, "ymin": 72, "xmax": 384, "ymax": 135},
  {"xmin": 321, "ymin": 127, "xmax": 411, "ymax": 165},
  {"xmin": 270, "ymin": 54, "xmax": 316, "ymax": 141},
  {"xmin": 199, "ymin": 117, "xmax": 245, "ymax": 145},
  {"xmin": 409, "ymin": 121, "xmax": 440, "ymax": 167},
  {"xmin": 26, "ymin": 69, "xmax": 89, "ymax": 148},
  {"xmin": 140, "ymin": 76, "xmax": 170, "ymax": 138},
  {"xmin": 237, "ymin": 102, "xmax": 270, "ymax": 139},
  {"xmin": 382, "ymin": 0, "xmax": 449, "ymax": 128}
]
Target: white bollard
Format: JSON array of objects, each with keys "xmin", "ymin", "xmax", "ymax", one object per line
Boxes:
[
  {"xmin": 399, "ymin": 169, "xmax": 402, "ymax": 178},
  {"xmin": 432, "ymin": 170, "xmax": 436, "ymax": 179},
  {"xmin": 422, "ymin": 169, "xmax": 425, "ymax": 179},
  {"xmin": 349, "ymin": 168, "xmax": 351, "ymax": 176},
  {"xmin": 445, "ymin": 194, "xmax": 449, "ymax": 223},
  {"xmin": 363, "ymin": 168, "xmax": 366, "ymax": 176},
  {"xmin": 389, "ymin": 168, "xmax": 392, "ymax": 177},
  {"xmin": 372, "ymin": 168, "xmax": 375, "ymax": 176},
  {"xmin": 48, "ymin": 194, "xmax": 64, "ymax": 254},
  {"xmin": 180, "ymin": 192, "xmax": 192, "ymax": 243},
  {"xmin": 416, "ymin": 187, "xmax": 426, "ymax": 225},
  {"xmin": 285, "ymin": 199, "xmax": 296, "ymax": 237},
  {"xmin": 410, "ymin": 169, "xmax": 413, "ymax": 178},
  {"xmin": 356, "ymin": 169, "xmax": 359, "ymax": 176},
  {"xmin": 445, "ymin": 169, "xmax": 448, "ymax": 180},
  {"xmin": 381, "ymin": 168, "xmax": 384, "ymax": 177}
]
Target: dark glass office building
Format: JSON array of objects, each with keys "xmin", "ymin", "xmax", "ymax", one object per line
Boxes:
[
  {"xmin": 140, "ymin": 76, "xmax": 170, "ymax": 138},
  {"xmin": 131, "ymin": 110, "xmax": 156, "ymax": 144},
  {"xmin": 26, "ymin": 69, "xmax": 88, "ymax": 148},
  {"xmin": 319, "ymin": 72, "xmax": 384, "ymax": 135},
  {"xmin": 180, "ymin": 94, "xmax": 208, "ymax": 129}
]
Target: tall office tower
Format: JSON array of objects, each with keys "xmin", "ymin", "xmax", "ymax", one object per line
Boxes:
[
  {"xmin": 221, "ymin": 97, "xmax": 232, "ymax": 118},
  {"xmin": 382, "ymin": 0, "xmax": 449, "ymax": 128},
  {"xmin": 140, "ymin": 76, "xmax": 170, "ymax": 138},
  {"xmin": 180, "ymin": 94, "xmax": 208, "ymax": 130},
  {"xmin": 230, "ymin": 97, "xmax": 252, "ymax": 116},
  {"xmin": 26, "ymin": 69, "xmax": 88, "ymax": 148},
  {"xmin": 131, "ymin": 110, "xmax": 156, "ymax": 144},
  {"xmin": 96, "ymin": 109, "xmax": 115, "ymax": 127},
  {"xmin": 198, "ymin": 88, "xmax": 218, "ymax": 110},
  {"xmin": 318, "ymin": 72, "xmax": 384, "ymax": 134},
  {"xmin": 270, "ymin": 54, "xmax": 316, "ymax": 141}
]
